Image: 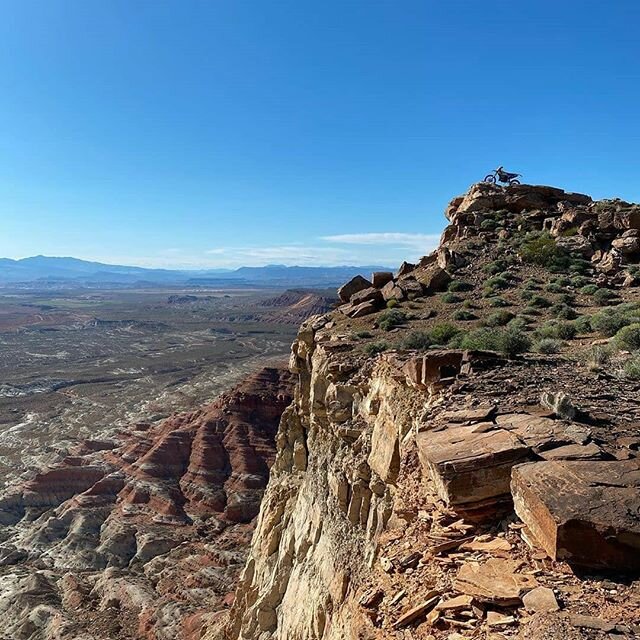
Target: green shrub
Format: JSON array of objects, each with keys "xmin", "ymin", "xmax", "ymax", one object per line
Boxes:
[
  {"xmin": 508, "ymin": 317, "xmax": 530, "ymax": 331},
  {"xmin": 624, "ymin": 355, "xmax": 640, "ymax": 380},
  {"xmin": 571, "ymin": 276, "xmax": 590, "ymax": 288},
  {"xmin": 520, "ymin": 289, "xmax": 534, "ymax": 301},
  {"xmin": 488, "ymin": 297, "xmax": 510, "ymax": 308},
  {"xmin": 400, "ymin": 331, "xmax": 433, "ymax": 351},
  {"xmin": 462, "ymin": 299, "xmax": 477, "ymax": 309},
  {"xmin": 480, "ymin": 219, "xmax": 497, "ymax": 231},
  {"xmin": 580, "ymin": 284, "xmax": 599, "ymax": 295},
  {"xmin": 386, "ymin": 299, "xmax": 399, "ymax": 309},
  {"xmin": 519, "ymin": 232, "xmax": 570, "ymax": 270},
  {"xmin": 460, "ymin": 327, "xmax": 530, "ymax": 358},
  {"xmin": 485, "ymin": 310, "xmax": 515, "ymax": 327},
  {"xmin": 453, "ymin": 309, "xmax": 477, "ymax": 321},
  {"xmin": 593, "ymin": 288, "xmax": 617, "ymax": 306},
  {"xmin": 535, "ymin": 338, "xmax": 563, "ymax": 354},
  {"xmin": 615, "ymin": 323, "xmax": 640, "ymax": 351},
  {"xmin": 354, "ymin": 330, "xmax": 372, "ymax": 339},
  {"xmin": 483, "ymin": 259, "xmax": 507, "ymax": 275},
  {"xmin": 378, "ymin": 309, "xmax": 406, "ymax": 331},
  {"xmin": 364, "ymin": 341, "xmax": 389, "ymax": 355},
  {"xmin": 448, "ymin": 280, "xmax": 474, "ymax": 292},
  {"xmin": 590, "ymin": 304, "xmax": 640, "ymax": 336},
  {"xmin": 523, "ymin": 279, "xmax": 541, "ymax": 290},
  {"xmin": 442, "ymin": 292, "xmax": 462, "ymax": 304},
  {"xmin": 536, "ymin": 320, "xmax": 577, "ymax": 340},
  {"xmin": 551, "ymin": 303, "xmax": 577, "ymax": 320},
  {"xmin": 557, "ymin": 292, "xmax": 576, "ymax": 306},
  {"xmin": 545, "ymin": 282, "xmax": 563, "ymax": 293},
  {"xmin": 485, "ymin": 275, "xmax": 511, "ymax": 293},
  {"xmin": 530, "ymin": 295, "xmax": 552, "ymax": 309},
  {"xmin": 429, "ymin": 322, "xmax": 461, "ymax": 345},
  {"xmin": 522, "ymin": 306, "xmax": 542, "ymax": 317},
  {"xmin": 574, "ymin": 315, "xmax": 592, "ymax": 334},
  {"xmin": 585, "ymin": 344, "xmax": 613, "ymax": 370},
  {"xmin": 568, "ymin": 259, "xmax": 591, "ymax": 275}
]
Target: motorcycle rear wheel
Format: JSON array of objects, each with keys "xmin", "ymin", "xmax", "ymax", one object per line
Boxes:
[
  {"xmin": 509, "ymin": 179, "xmax": 521, "ymax": 186},
  {"xmin": 483, "ymin": 174, "xmax": 496, "ymax": 183}
]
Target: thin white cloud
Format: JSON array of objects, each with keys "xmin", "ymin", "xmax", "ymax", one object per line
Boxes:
[{"xmin": 322, "ymin": 232, "xmax": 440, "ymax": 249}]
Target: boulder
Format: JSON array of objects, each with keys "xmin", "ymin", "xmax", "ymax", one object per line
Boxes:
[
  {"xmin": 555, "ymin": 235, "xmax": 594, "ymax": 258},
  {"xmin": 371, "ymin": 271, "xmax": 393, "ymax": 288},
  {"xmin": 511, "ymin": 459, "xmax": 640, "ymax": 571},
  {"xmin": 403, "ymin": 351, "xmax": 464, "ymax": 390},
  {"xmin": 397, "ymin": 277, "xmax": 424, "ymax": 299},
  {"xmin": 416, "ymin": 425, "xmax": 530, "ymax": 507},
  {"xmin": 347, "ymin": 301, "xmax": 378, "ymax": 318},
  {"xmin": 381, "ymin": 280, "xmax": 406, "ymax": 302},
  {"xmin": 612, "ymin": 235, "xmax": 640, "ymax": 256},
  {"xmin": 349, "ymin": 287, "xmax": 383, "ymax": 307},
  {"xmin": 414, "ymin": 266, "xmax": 451, "ymax": 293},
  {"xmin": 337, "ymin": 275, "xmax": 372, "ymax": 303},
  {"xmin": 396, "ymin": 261, "xmax": 416, "ymax": 277},
  {"xmin": 522, "ymin": 587, "xmax": 559, "ymax": 613}
]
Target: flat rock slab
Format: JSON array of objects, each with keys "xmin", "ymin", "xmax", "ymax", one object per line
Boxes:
[
  {"xmin": 511, "ymin": 459, "xmax": 640, "ymax": 571},
  {"xmin": 417, "ymin": 425, "xmax": 530, "ymax": 506},
  {"xmin": 454, "ymin": 558, "xmax": 538, "ymax": 605}
]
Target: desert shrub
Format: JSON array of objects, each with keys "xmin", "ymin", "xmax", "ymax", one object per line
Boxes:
[
  {"xmin": 523, "ymin": 279, "xmax": 541, "ymax": 290},
  {"xmin": 615, "ymin": 323, "xmax": 640, "ymax": 351},
  {"xmin": 551, "ymin": 303, "xmax": 577, "ymax": 320},
  {"xmin": 462, "ymin": 299, "xmax": 477, "ymax": 309},
  {"xmin": 400, "ymin": 331, "xmax": 433, "ymax": 351},
  {"xmin": 529, "ymin": 295, "xmax": 552, "ymax": 309},
  {"xmin": 354, "ymin": 330, "xmax": 372, "ymax": 339},
  {"xmin": 556, "ymin": 276, "xmax": 572, "ymax": 287},
  {"xmin": 593, "ymin": 288, "xmax": 617, "ymax": 306},
  {"xmin": 568, "ymin": 258, "xmax": 591, "ymax": 275},
  {"xmin": 448, "ymin": 280, "xmax": 474, "ymax": 292},
  {"xmin": 590, "ymin": 304, "xmax": 640, "ymax": 336},
  {"xmin": 545, "ymin": 282, "xmax": 563, "ymax": 293},
  {"xmin": 460, "ymin": 327, "xmax": 530, "ymax": 358},
  {"xmin": 508, "ymin": 317, "xmax": 530, "ymax": 331},
  {"xmin": 519, "ymin": 289, "xmax": 534, "ymax": 301},
  {"xmin": 378, "ymin": 309, "xmax": 406, "ymax": 331},
  {"xmin": 585, "ymin": 344, "xmax": 613, "ymax": 370},
  {"xmin": 557, "ymin": 292, "xmax": 576, "ymax": 306},
  {"xmin": 624, "ymin": 355, "xmax": 640, "ymax": 379},
  {"xmin": 536, "ymin": 320, "xmax": 577, "ymax": 340},
  {"xmin": 571, "ymin": 276, "xmax": 590, "ymax": 288},
  {"xmin": 535, "ymin": 338, "xmax": 563, "ymax": 354},
  {"xmin": 480, "ymin": 219, "xmax": 497, "ymax": 231},
  {"xmin": 485, "ymin": 310, "xmax": 515, "ymax": 327},
  {"xmin": 386, "ymin": 299, "xmax": 399, "ymax": 309},
  {"xmin": 574, "ymin": 315, "xmax": 592, "ymax": 334},
  {"xmin": 488, "ymin": 296, "xmax": 510, "ymax": 308},
  {"xmin": 522, "ymin": 306, "xmax": 542, "ymax": 317},
  {"xmin": 364, "ymin": 341, "xmax": 389, "ymax": 355},
  {"xmin": 429, "ymin": 322, "xmax": 461, "ymax": 345},
  {"xmin": 483, "ymin": 259, "xmax": 507, "ymax": 275},
  {"xmin": 453, "ymin": 309, "xmax": 477, "ymax": 321},
  {"xmin": 580, "ymin": 284, "xmax": 599, "ymax": 295},
  {"xmin": 519, "ymin": 232, "xmax": 570, "ymax": 270},
  {"xmin": 442, "ymin": 292, "xmax": 462, "ymax": 304},
  {"xmin": 485, "ymin": 275, "xmax": 511, "ymax": 293}
]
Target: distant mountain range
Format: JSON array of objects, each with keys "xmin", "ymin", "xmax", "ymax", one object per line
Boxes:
[{"xmin": 0, "ymin": 256, "xmax": 394, "ymax": 289}]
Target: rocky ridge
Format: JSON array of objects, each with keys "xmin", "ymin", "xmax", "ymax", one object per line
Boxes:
[
  {"xmin": 0, "ymin": 367, "xmax": 293, "ymax": 640},
  {"xmin": 214, "ymin": 183, "xmax": 640, "ymax": 640}
]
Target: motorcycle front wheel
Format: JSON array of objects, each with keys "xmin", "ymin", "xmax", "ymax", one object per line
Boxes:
[
  {"xmin": 483, "ymin": 174, "xmax": 496, "ymax": 183},
  {"xmin": 509, "ymin": 179, "xmax": 521, "ymax": 186}
]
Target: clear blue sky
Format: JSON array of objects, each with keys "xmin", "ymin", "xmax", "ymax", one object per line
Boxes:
[{"xmin": 1, "ymin": 1, "xmax": 638, "ymax": 268}]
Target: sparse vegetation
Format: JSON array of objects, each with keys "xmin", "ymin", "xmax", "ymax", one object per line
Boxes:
[
  {"xmin": 400, "ymin": 331, "xmax": 433, "ymax": 350},
  {"xmin": 590, "ymin": 303, "xmax": 640, "ymax": 337},
  {"xmin": 593, "ymin": 288, "xmax": 617, "ymax": 306},
  {"xmin": 386, "ymin": 299, "xmax": 399, "ymax": 309},
  {"xmin": 378, "ymin": 309, "xmax": 406, "ymax": 331},
  {"xmin": 535, "ymin": 338, "xmax": 563, "ymax": 354},
  {"xmin": 429, "ymin": 322, "xmax": 461, "ymax": 345},
  {"xmin": 615, "ymin": 323, "xmax": 640, "ymax": 351},
  {"xmin": 448, "ymin": 280, "xmax": 474, "ymax": 292},
  {"xmin": 453, "ymin": 310, "xmax": 477, "ymax": 321},
  {"xmin": 485, "ymin": 310, "xmax": 515, "ymax": 327},
  {"xmin": 536, "ymin": 320, "xmax": 577, "ymax": 340},
  {"xmin": 442, "ymin": 292, "xmax": 462, "ymax": 304},
  {"xmin": 459, "ymin": 326, "xmax": 531, "ymax": 358},
  {"xmin": 529, "ymin": 295, "xmax": 552, "ymax": 309},
  {"xmin": 364, "ymin": 341, "xmax": 389, "ymax": 355},
  {"xmin": 518, "ymin": 231, "xmax": 570, "ymax": 271},
  {"xmin": 550, "ymin": 303, "xmax": 577, "ymax": 320},
  {"xmin": 624, "ymin": 355, "xmax": 640, "ymax": 379}
]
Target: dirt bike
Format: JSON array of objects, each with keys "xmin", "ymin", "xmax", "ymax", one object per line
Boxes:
[{"xmin": 483, "ymin": 166, "xmax": 521, "ymax": 186}]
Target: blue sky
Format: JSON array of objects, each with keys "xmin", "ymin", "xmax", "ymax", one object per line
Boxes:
[{"xmin": 0, "ymin": 1, "xmax": 638, "ymax": 269}]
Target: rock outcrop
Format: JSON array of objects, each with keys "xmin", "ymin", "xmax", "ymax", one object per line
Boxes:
[{"xmin": 214, "ymin": 183, "xmax": 640, "ymax": 640}]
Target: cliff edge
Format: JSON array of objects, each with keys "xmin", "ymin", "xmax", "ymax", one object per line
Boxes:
[{"xmin": 215, "ymin": 183, "xmax": 640, "ymax": 640}]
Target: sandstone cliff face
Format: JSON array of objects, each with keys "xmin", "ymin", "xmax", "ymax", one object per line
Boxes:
[
  {"xmin": 0, "ymin": 367, "xmax": 293, "ymax": 640},
  {"xmin": 219, "ymin": 184, "xmax": 640, "ymax": 640}
]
